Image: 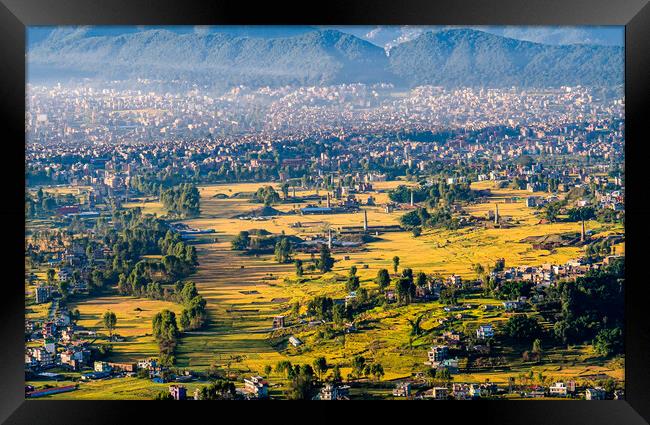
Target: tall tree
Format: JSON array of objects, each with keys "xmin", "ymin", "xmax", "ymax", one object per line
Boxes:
[
  {"xmin": 375, "ymin": 268, "xmax": 391, "ymax": 292},
  {"xmin": 313, "ymin": 357, "xmax": 328, "ymax": 381},
  {"xmin": 317, "ymin": 244, "xmax": 334, "ymax": 273},
  {"xmin": 392, "ymin": 256, "xmax": 400, "ymax": 274},
  {"xmin": 103, "ymin": 311, "xmax": 117, "ymax": 338}
]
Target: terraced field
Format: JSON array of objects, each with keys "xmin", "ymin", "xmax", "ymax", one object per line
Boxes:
[{"xmin": 172, "ymin": 180, "xmax": 623, "ymax": 383}]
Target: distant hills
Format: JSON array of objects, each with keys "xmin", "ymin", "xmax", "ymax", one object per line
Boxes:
[
  {"xmin": 28, "ymin": 27, "xmax": 623, "ymax": 88},
  {"xmin": 388, "ymin": 29, "xmax": 623, "ymax": 88}
]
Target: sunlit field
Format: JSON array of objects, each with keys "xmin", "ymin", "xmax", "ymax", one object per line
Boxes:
[
  {"xmin": 67, "ymin": 296, "xmax": 183, "ymax": 361},
  {"xmin": 172, "ymin": 180, "xmax": 623, "ymax": 385},
  {"xmin": 27, "ymin": 179, "xmax": 624, "ymax": 398}
]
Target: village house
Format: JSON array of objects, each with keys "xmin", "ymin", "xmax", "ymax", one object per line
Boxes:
[
  {"xmin": 503, "ymin": 300, "xmax": 524, "ymax": 312},
  {"xmin": 94, "ymin": 361, "xmax": 112, "ymax": 373},
  {"xmin": 288, "ymin": 335, "xmax": 303, "ymax": 347},
  {"xmin": 427, "ymin": 345, "xmax": 449, "ymax": 366},
  {"xmin": 315, "ymin": 383, "xmax": 350, "ymax": 400},
  {"xmin": 32, "ymin": 347, "xmax": 54, "ymax": 368},
  {"xmin": 169, "ymin": 385, "xmax": 187, "ymax": 400},
  {"xmin": 393, "ymin": 382, "xmax": 412, "ymax": 397},
  {"xmin": 585, "ymin": 387, "xmax": 607, "ymax": 400},
  {"xmin": 437, "ymin": 359, "xmax": 460, "ymax": 374},
  {"xmin": 549, "ymin": 382, "xmax": 568, "ymax": 397},
  {"xmin": 476, "ymin": 324, "xmax": 494, "ymax": 340},
  {"xmin": 272, "ymin": 315, "xmax": 285, "ymax": 329},
  {"xmin": 60, "ymin": 348, "xmax": 89, "ymax": 370},
  {"xmin": 447, "ymin": 275, "xmax": 462, "ymax": 287},
  {"xmin": 137, "ymin": 358, "xmax": 158, "ymax": 370},
  {"xmin": 431, "ymin": 387, "xmax": 449, "ymax": 400},
  {"xmin": 108, "ymin": 362, "xmax": 137, "ymax": 373},
  {"xmin": 451, "ymin": 383, "xmax": 471, "ymax": 400},
  {"xmin": 35, "ymin": 286, "xmax": 50, "ymax": 304},
  {"xmin": 243, "ymin": 376, "xmax": 269, "ymax": 399}
]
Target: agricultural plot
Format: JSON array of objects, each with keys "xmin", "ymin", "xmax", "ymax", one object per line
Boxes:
[
  {"xmin": 172, "ymin": 181, "xmax": 624, "ymax": 388},
  {"xmin": 26, "ymin": 179, "xmax": 623, "ymax": 398},
  {"xmin": 66, "ymin": 296, "xmax": 183, "ymax": 361}
]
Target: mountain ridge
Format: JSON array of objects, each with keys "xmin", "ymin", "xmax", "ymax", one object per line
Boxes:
[{"xmin": 28, "ymin": 28, "xmax": 623, "ymax": 88}]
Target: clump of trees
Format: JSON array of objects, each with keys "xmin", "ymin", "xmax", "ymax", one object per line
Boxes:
[
  {"xmin": 274, "ymin": 361, "xmax": 316, "ymax": 400},
  {"xmin": 503, "ymin": 314, "xmax": 542, "ymax": 340},
  {"xmin": 346, "ymin": 266, "xmax": 360, "ymax": 292},
  {"xmin": 307, "ymin": 296, "xmax": 334, "ymax": 321},
  {"xmin": 495, "ymin": 281, "xmax": 533, "ymax": 300},
  {"xmin": 316, "ymin": 245, "xmax": 335, "ymax": 273},
  {"xmin": 252, "ymin": 186, "xmax": 281, "ymax": 206},
  {"xmin": 152, "ymin": 309, "xmax": 179, "ymax": 366},
  {"xmin": 197, "ymin": 380, "xmax": 236, "ymax": 400},
  {"xmin": 274, "ymin": 238, "xmax": 293, "ymax": 263},
  {"xmin": 230, "ymin": 230, "xmax": 300, "ymax": 257},
  {"xmin": 348, "ymin": 355, "xmax": 384, "ymax": 381},
  {"xmin": 396, "ymin": 268, "xmax": 416, "ymax": 305},
  {"xmin": 552, "ymin": 260, "xmax": 624, "ymax": 353},
  {"xmin": 375, "ymin": 268, "xmax": 390, "ymax": 292},
  {"xmin": 160, "ymin": 183, "xmax": 200, "ymax": 217},
  {"xmin": 231, "ymin": 231, "xmax": 250, "ymax": 250},
  {"xmin": 400, "ymin": 206, "xmax": 459, "ymax": 230},
  {"xmin": 25, "ymin": 189, "xmax": 79, "ymax": 218},
  {"xmin": 177, "ymin": 281, "xmax": 208, "ymax": 331}
]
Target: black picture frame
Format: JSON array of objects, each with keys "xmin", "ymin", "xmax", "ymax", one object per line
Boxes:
[{"xmin": 1, "ymin": 0, "xmax": 648, "ymax": 423}]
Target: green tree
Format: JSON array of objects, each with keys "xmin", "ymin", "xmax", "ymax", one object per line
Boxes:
[
  {"xmin": 46, "ymin": 268, "xmax": 55, "ymax": 284},
  {"xmin": 332, "ymin": 303, "xmax": 347, "ymax": 326},
  {"xmin": 346, "ymin": 274, "xmax": 360, "ymax": 293},
  {"xmin": 504, "ymin": 314, "xmax": 542, "ymax": 340},
  {"xmin": 593, "ymin": 327, "xmax": 623, "ymax": 357},
  {"xmin": 375, "ymin": 268, "xmax": 391, "ymax": 292},
  {"xmin": 351, "ymin": 356, "xmax": 366, "ymax": 378},
  {"xmin": 274, "ymin": 238, "xmax": 293, "ymax": 264},
  {"xmin": 153, "ymin": 391, "xmax": 173, "ymax": 400},
  {"xmin": 281, "ymin": 182, "xmax": 290, "ymax": 199},
  {"xmin": 317, "ymin": 244, "xmax": 335, "ymax": 273},
  {"xmin": 103, "ymin": 311, "xmax": 117, "ymax": 338},
  {"xmin": 313, "ymin": 357, "xmax": 328, "ymax": 381},
  {"xmin": 370, "ymin": 363, "xmax": 385, "ymax": 381},
  {"xmin": 307, "ymin": 296, "xmax": 334, "ymax": 321},
  {"xmin": 392, "ymin": 256, "xmax": 400, "ymax": 274},
  {"xmin": 416, "ymin": 271, "xmax": 428, "ymax": 288},
  {"xmin": 231, "ymin": 231, "xmax": 250, "ymax": 250},
  {"xmin": 275, "ymin": 360, "xmax": 293, "ymax": 378},
  {"xmin": 407, "ymin": 314, "xmax": 424, "ymax": 337},
  {"xmin": 331, "ymin": 364, "xmax": 342, "ymax": 382},
  {"xmin": 440, "ymin": 287, "xmax": 458, "ymax": 305},
  {"xmin": 295, "ymin": 259, "xmax": 304, "ymax": 277},
  {"xmin": 396, "ymin": 268, "xmax": 415, "ymax": 305}
]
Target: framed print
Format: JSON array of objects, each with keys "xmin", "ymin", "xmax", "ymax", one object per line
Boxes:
[{"xmin": 1, "ymin": 0, "xmax": 649, "ymax": 423}]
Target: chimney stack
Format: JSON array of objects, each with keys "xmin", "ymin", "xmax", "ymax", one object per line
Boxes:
[
  {"xmin": 581, "ymin": 219, "xmax": 586, "ymax": 242},
  {"xmin": 410, "ymin": 190, "xmax": 414, "ymax": 207},
  {"xmin": 328, "ymin": 228, "xmax": 332, "ymax": 249},
  {"xmin": 363, "ymin": 209, "xmax": 368, "ymax": 232},
  {"xmin": 494, "ymin": 203, "xmax": 499, "ymax": 224},
  {"xmin": 326, "ymin": 192, "xmax": 331, "ymax": 208}
]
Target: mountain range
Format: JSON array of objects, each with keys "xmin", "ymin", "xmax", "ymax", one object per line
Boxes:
[{"xmin": 28, "ymin": 27, "xmax": 624, "ymax": 88}]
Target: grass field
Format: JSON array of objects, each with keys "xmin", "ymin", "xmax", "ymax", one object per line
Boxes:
[
  {"xmin": 28, "ymin": 179, "xmax": 624, "ymax": 398},
  {"xmin": 66, "ymin": 296, "xmax": 183, "ymax": 361},
  {"xmin": 174, "ymin": 180, "xmax": 623, "ymax": 383}
]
